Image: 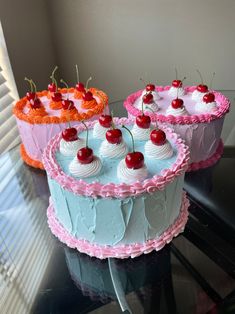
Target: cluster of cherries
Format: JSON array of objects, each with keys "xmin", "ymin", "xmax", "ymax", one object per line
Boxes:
[{"xmin": 25, "ymin": 78, "xmax": 43, "ymax": 109}]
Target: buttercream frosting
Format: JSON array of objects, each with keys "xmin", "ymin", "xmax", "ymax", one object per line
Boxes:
[
  {"xmin": 93, "ymin": 122, "xmax": 110, "ymax": 139},
  {"xmin": 136, "ymin": 101, "xmax": 159, "ymax": 113},
  {"xmin": 141, "ymin": 90, "xmax": 161, "ymax": 101},
  {"xmin": 168, "ymin": 86, "xmax": 185, "ymax": 98},
  {"xmin": 195, "ymin": 101, "xmax": 217, "ymax": 113},
  {"xmin": 192, "ymin": 89, "xmax": 207, "ymax": 102},
  {"xmin": 69, "ymin": 156, "xmax": 102, "ymax": 178},
  {"xmin": 166, "ymin": 106, "xmax": 188, "ymax": 116},
  {"xmin": 131, "ymin": 123, "xmax": 152, "ymax": 141},
  {"xmin": 60, "ymin": 138, "xmax": 85, "ymax": 156},
  {"xmin": 100, "ymin": 140, "xmax": 128, "ymax": 159},
  {"xmin": 145, "ymin": 140, "xmax": 173, "ymax": 159},
  {"xmin": 117, "ymin": 159, "xmax": 148, "ymax": 184}
]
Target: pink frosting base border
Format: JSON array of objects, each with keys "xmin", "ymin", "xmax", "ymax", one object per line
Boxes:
[
  {"xmin": 47, "ymin": 192, "xmax": 189, "ymax": 259},
  {"xmin": 124, "ymin": 86, "xmax": 230, "ymax": 124},
  {"xmin": 42, "ymin": 117, "xmax": 190, "ymax": 199},
  {"xmin": 187, "ymin": 139, "xmax": 223, "ymax": 172}
]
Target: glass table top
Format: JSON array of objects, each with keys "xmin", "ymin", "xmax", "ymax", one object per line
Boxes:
[{"xmin": 0, "ymin": 143, "xmax": 235, "ymax": 314}]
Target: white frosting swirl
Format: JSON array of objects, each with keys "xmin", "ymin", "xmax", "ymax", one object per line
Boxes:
[
  {"xmin": 117, "ymin": 159, "xmax": 148, "ymax": 184},
  {"xmin": 195, "ymin": 101, "xmax": 217, "ymax": 113},
  {"xmin": 93, "ymin": 122, "xmax": 110, "ymax": 139},
  {"xmin": 136, "ymin": 100, "xmax": 159, "ymax": 112},
  {"xmin": 192, "ymin": 89, "xmax": 207, "ymax": 102},
  {"xmin": 168, "ymin": 86, "xmax": 185, "ymax": 97},
  {"xmin": 141, "ymin": 90, "xmax": 161, "ymax": 101},
  {"xmin": 69, "ymin": 156, "xmax": 102, "ymax": 178},
  {"xmin": 132, "ymin": 123, "xmax": 151, "ymax": 141},
  {"xmin": 145, "ymin": 140, "xmax": 173, "ymax": 159},
  {"xmin": 100, "ymin": 140, "xmax": 128, "ymax": 158},
  {"xmin": 59, "ymin": 138, "xmax": 85, "ymax": 156},
  {"xmin": 166, "ymin": 105, "xmax": 188, "ymax": 116}
]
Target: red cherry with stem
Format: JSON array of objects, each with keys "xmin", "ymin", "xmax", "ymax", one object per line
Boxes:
[
  {"xmin": 150, "ymin": 129, "xmax": 166, "ymax": 145},
  {"xmin": 75, "ymin": 65, "xmax": 86, "ymax": 92},
  {"xmin": 48, "ymin": 82, "xmax": 56, "ymax": 92},
  {"xmin": 83, "ymin": 91, "xmax": 94, "ymax": 101},
  {"xmin": 171, "ymin": 98, "xmax": 184, "ymax": 109},
  {"xmin": 26, "ymin": 91, "xmax": 36, "ymax": 101},
  {"xmin": 136, "ymin": 115, "xmax": 151, "ymax": 129},
  {"xmin": 49, "ymin": 66, "xmax": 59, "ymax": 92},
  {"xmin": 62, "ymin": 127, "xmax": 78, "ymax": 141},
  {"xmin": 203, "ymin": 93, "xmax": 215, "ymax": 103},
  {"xmin": 25, "ymin": 77, "xmax": 36, "ymax": 101},
  {"xmin": 197, "ymin": 84, "xmax": 208, "ymax": 93},
  {"xmin": 99, "ymin": 114, "xmax": 112, "ymax": 128},
  {"xmin": 51, "ymin": 92, "xmax": 62, "ymax": 102},
  {"xmin": 62, "ymin": 99, "xmax": 75, "ymax": 110},
  {"xmin": 77, "ymin": 147, "xmax": 93, "ymax": 164},
  {"xmin": 146, "ymin": 83, "xmax": 155, "ymax": 92},
  {"xmin": 30, "ymin": 98, "xmax": 41, "ymax": 109},
  {"xmin": 172, "ymin": 80, "xmax": 182, "ymax": 88},
  {"xmin": 122, "ymin": 125, "xmax": 144, "ymax": 169},
  {"xmin": 143, "ymin": 93, "xmax": 153, "ymax": 104},
  {"xmin": 106, "ymin": 128, "xmax": 122, "ymax": 144}
]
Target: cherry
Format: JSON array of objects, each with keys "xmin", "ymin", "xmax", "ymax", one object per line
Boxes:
[
  {"xmin": 150, "ymin": 129, "xmax": 166, "ymax": 145},
  {"xmin": 196, "ymin": 84, "xmax": 208, "ymax": 93},
  {"xmin": 99, "ymin": 114, "xmax": 112, "ymax": 128},
  {"xmin": 83, "ymin": 91, "xmax": 94, "ymax": 101},
  {"xmin": 146, "ymin": 83, "xmax": 155, "ymax": 92},
  {"xmin": 51, "ymin": 92, "xmax": 62, "ymax": 102},
  {"xmin": 106, "ymin": 129, "xmax": 122, "ymax": 144},
  {"xmin": 76, "ymin": 82, "xmax": 85, "ymax": 93},
  {"xmin": 30, "ymin": 98, "xmax": 41, "ymax": 109},
  {"xmin": 203, "ymin": 93, "xmax": 215, "ymax": 103},
  {"xmin": 26, "ymin": 92, "xmax": 36, "ymax": 101},
  {"xmin": 171, "ymin": 98, "xmax": 184, "ymax": 109},
  {"xmin": 136, "ymin": 115, "xmax": 151, "ymax": 129},
  {"xmin": 62, "ymin": 127, "xmax": 78, "ymax": 142},
  {"xmin": 48, "ymin": 82, "xmax": 56, "ymax": 93},
  {"xmin": 62, "ymin": 99, "xmax": 75, "ymax": 110},
  {"xmin": 143, "ymin": 93, "xmax": 153, "ymax": 104},
  {"xmin": 77, "ymin": 147, "xmax": 93, "ymax": 164},
  {"xmin": 125, "ymin": 152, "xmax": 144, "ymax": 169},
  {"xmin": 172, "ymin": 80, "xmax": 182, "ymax": 88}
]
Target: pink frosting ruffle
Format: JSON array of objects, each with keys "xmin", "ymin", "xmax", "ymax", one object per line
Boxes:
[
  {"xmin": 124, "ymin": 86, "xmax": 230, "ymax": 125},
  {"xmin": 47, "ymin": 192, "xmax": 189, "ymax": 259},
  {"xmin": 187, "ymin": 139, "xmax": 224, "ymax": 172},
  {"xmin": 42, "ymin": 117, "xmax": 190, "ymax": 199}
]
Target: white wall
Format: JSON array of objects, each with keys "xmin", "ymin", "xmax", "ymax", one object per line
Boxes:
[{"xmin": 48, "ymin": 0, "xmax": 235, "ymax": 101}]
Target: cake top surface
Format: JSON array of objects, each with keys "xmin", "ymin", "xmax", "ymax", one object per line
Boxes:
[
  {"xmin": 13, "ymin": 87, "xmax": 108, "ymax": 124},
  {"xmin": 43, "ymin": 117, "xmax": 189, "ymax": 198},
  {"xmin": 124, "ymin": 86, "xmax": 230, "ymax": 125}
]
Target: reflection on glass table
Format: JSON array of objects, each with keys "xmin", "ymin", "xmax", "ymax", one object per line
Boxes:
[{"xmin": 0, "ymin": 143, "xmax": 235, "ymax": 314}]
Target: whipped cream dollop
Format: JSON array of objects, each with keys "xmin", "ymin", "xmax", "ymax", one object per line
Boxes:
[
  {"xmin": 166, "ymin": 105, "xmax": 188, "ymax": 116},
  {"xmin": 145, "ymin": 140, "xmax": 173, "ymax": 159},
  {"xmin": 168, "ymin": 86, "xmax": 185, "ymax": 97},
  {"xmin": 132, "ymin": 123, "xmax": 152, "ymax": 141},
  {"xmin": 69, "ymin": 156, "xmax": 102, "ymax": 178},
  {"xmin": 136, "ymin": 101, "xmax": 159, "ymax": 113},
  {"xmin": 59, "ymin": 138, "xmax": 85, "ymax": 156},
  {"xmin": 99, "ymin": 140, "xmax": 128, "ymax": 158},
  {"xmin": 195, "ymin": 101, "xmax": 217, "ymax": 113},
  {"xmin": 192, "ymin": 90, "xmax": 207, "ymax": 102},
  {"xmin": 93, "ymin": 122, "xmax": 110, "ymax": 139},
  {"xmin": 117, "ymin": 159, "xmax": 148, "ymax": 184},
  {"xmin": 141, "ymin": 90, "xmax": 161, "ymax": 101}
]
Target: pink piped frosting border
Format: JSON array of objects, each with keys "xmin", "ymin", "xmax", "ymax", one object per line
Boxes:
[
  {"xmin": 42, "ymin": 117, "xmax": 190, "ymax": 199},
  {"xmin": 124, "ymin": 86, "xmax": 230, "ymax": 125},
  {"xmin": 47, "ymin": 193, "xmax": 189, "ymax": 259},
  {"xmin": 187, "ymin": 139, "xmax": 223, "ymax": 172}
]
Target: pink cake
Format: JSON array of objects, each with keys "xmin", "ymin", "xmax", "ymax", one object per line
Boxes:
[{"xmin": 124, "ymin": 86, "xmax": 230, "ymax": 171}]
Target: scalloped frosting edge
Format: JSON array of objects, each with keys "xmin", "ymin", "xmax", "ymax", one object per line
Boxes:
[
  {"xmin": 124, "ymin": 86, "xmax": 230, "ymax": 125},
  {"xmin": 47, "ymin": 192, "xmax": 189, "ymax": 259},
  {"xmin": 42, "ymin": 117, "xmax": 190, "ymax": 199}
]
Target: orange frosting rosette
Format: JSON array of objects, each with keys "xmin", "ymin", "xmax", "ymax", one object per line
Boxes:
[
  {"xmin": 60, "ymin": 107, "xmax": 78, "ymax": 119},
  {"xmin": 28, "ymin": 106, "xmax": 47, "ymax": 117},
  {"xmin": 74, "ymin": 90, "xmax": 85, "ymax": 99},
  {"xmin": 49, "ymin": 101, "xmax": 63, "ymax": 110},
  {"xmin": 81, "ymin": 98, "xmax": 98, "ymax": 109}
]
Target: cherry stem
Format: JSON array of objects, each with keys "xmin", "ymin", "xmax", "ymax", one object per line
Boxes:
[
  {"xmin": 81, "ymin": 121, "xmax": 89, "ymax": 147},
  {"xmin": 196, "ymin": 69, "xmax": 204, "ymax": 84},
  {"xmin": 85, "ymin": 76, "xmax": 92, "ymax": 90},
  {"xmin": 181, "ymin": 76, "xmax": 187, "ymax": 83},
  {"xmin": 50, "ymin": 66, "xmax": 58, "ymax": 91},
  {"xmin": 24, "ymin": 77, "xmax": 33, "ymax": 93},
  {"xmin": 111, "ymin": 111, "xmax": 115, "ymax": 129},
  {"xmin": 209, "ymin": 72, "xmax": 216, "ymax": 90},
  {"xmin": 175, "ymin": 68, "xmax": 178, "ymax": 80},
  {"xmin": 141, "ymin": 100, "xmax": 145, "ymax": 116},
  {"xmin": 145, "ymin": 106, "xmax": 157, "ymax": 129},
  {"xmin": 122, "ymin": 125, "xmax": 135, "ymax": 152},
  {"xmin": 60, "ymin": 79, "xmax": 69, "ymax": 99},
  {"xmin": 75, "ymin": 64, "xmax": 80, "ymax": 83}
]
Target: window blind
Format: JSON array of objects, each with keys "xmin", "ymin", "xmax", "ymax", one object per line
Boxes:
[{"xmin": 0, "ymin": 22, "xmax": 20, "ymax": 155}]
